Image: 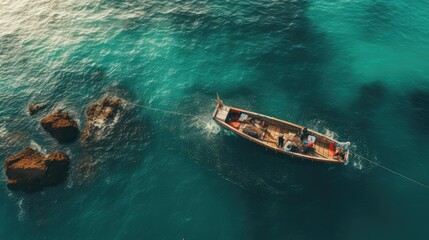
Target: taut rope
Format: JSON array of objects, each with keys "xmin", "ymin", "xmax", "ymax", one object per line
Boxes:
[
  {"xmin": 132, "ymin": 103, "xmax": 203, "ymax": 118},
  {"xmin": 351, "ymin": 152, "xmax": 429, "ymax": 190}
]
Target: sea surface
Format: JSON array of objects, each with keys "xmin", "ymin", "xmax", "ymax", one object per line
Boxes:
[{"xmin": 1, "ymin": 0, "xmax": 429, "ymax": 239}]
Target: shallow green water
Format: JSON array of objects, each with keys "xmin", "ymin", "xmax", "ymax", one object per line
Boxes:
[{"xmin": 1, "ymin": 0, "xmax": 429, "ymax": 239}]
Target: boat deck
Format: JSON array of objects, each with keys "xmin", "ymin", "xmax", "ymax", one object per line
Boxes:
[
  {"xmin": 212, "ymin": 101, "xmax": 346, "ymax": 163},
  {"xmin": 237, "ymin": 123, "xmax": 331, "ymax": 158}
]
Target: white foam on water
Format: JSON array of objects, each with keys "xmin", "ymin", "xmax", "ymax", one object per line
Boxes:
[
  {"xmin": 112, "ymin": 111, "xmax": 121, "ymax": 126},
  {"xmin": 66, "ymin": 175, "xmax": 74, "ymax": 189},
  {"xmin": 16, "ymin": 197, "xmax": 26, "ymax": 222},
  {"xmin": 53, "ymin": 102, "xmax": 67, "ymax": 112},
  {"xmin": 204, "ymin": 119, "xmax": 221, "ymax": 135},
  {"xmin": 30, "ymin": 140, "xmax": 45, "ymax": 154},
  {"xmin": 191, "ymin": 117, "xmax": 221, "ymax": 136},
  {"xmin": 324, "ymin": 129, "xmax": 339, "ymax": 139},
  {"xmin": 347, "ymin": 141, "xmax": 378, "ymax": 172},
  {"xmin": 352, "ymin": 159, "xmax": 364, "ymax": 170},
  {"xmin": 91, "ymin": 105, "xmax": 124, "ymax": 141},
  {"xmin": 0, "ymin": 124, "xmax": 7, "ymax": 138},
  {"xmin": 307, "ymin": 119, "xmax": 328, "ymax": 134},
  {"xmin": 305, "ymin": 119, "xmax": 342, "ymax": 141},
  {"xmin": 0, "ymin": 124, "xmax": 7, "ymax": 145}
]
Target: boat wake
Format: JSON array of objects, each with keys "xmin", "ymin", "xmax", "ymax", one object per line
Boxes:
[
  {"xmin": 191, "ymin": 117, "xmax": 221, "ymax": 136},
  {"xmin": 324, "ymin": 129, "xmax": 339, "ymax": 139}
]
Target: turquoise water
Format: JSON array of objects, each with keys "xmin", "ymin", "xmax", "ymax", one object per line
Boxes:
[{"xmin": 1, "ymin": 0, "xmax": 429, "ymax": 239}]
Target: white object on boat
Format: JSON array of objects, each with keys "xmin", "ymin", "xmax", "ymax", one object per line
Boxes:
[
  {"xmin": 238, "ymin": 113, "xmax": 248, "ymax": 122},
  {"xmin": 284, "ymin": 141, "xmax": 292, "ymax": 151},
  {"xmin": 308, "ymin": 135, "xmax": 316, "ymax": 143}
]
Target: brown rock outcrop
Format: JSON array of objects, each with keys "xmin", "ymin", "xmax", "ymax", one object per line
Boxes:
[
  {"xmin": 41, "ymin": 110, "xmax": 79, "ymax": 143},
  {"xmin": 81, "ymin": 97, "xmax": 124, "ymax": 141},
  {"xmin": 28, "ymin": 102, "xmax": 47, "ymax": 115},
  {"xmin": 4, "ymin": 148, "xmax": 70, "ymax": 193}
]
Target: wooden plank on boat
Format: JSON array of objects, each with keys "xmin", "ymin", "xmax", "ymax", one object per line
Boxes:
[{"xmin": 215, "ymin": 106, "xmax": 230, "ymax": 121}]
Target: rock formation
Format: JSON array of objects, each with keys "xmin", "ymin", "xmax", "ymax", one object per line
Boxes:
[
  {"xmin": 4, "ymin": 147, "xmax": 70, "ymax": 193},
  {"xmin": 81, "ymin": 97, "xmax": 124, "ymax": 141},
  {"xmin": 28, "ymin": 102, "xmax": 47, "ymax": 115},
  {"xmin": 41, "ymin": 110, "xmax": 79, "ymax": 143}
]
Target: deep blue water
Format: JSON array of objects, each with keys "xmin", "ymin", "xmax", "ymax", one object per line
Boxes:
[{"xmin": 1, "ymin": 0, "xmax": 429, "ymax": 239}]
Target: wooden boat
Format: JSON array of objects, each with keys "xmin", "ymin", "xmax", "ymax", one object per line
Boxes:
[{"xmin": 212, "ymin": 96, "xmax": 349, "ymax": 164}]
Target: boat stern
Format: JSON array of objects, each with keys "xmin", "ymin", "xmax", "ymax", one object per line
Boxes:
[{"xmin": 212, "ymin": 95, "xmax": 231, "ymax": 123}]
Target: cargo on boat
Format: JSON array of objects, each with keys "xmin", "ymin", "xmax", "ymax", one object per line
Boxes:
[{"xmin": 212, "ymin": 96, "xmax": 350, "ymax": 164}]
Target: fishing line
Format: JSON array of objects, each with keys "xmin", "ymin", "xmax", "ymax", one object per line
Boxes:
[
  {"xmin": 132, "ymin": 103, "xmax": 207, "ymax": 118},
  {"xmin": 351, "ymin": 152, "xmax": 429, "ymax": 190}
]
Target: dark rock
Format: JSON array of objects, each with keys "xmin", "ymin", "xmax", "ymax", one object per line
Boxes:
[
  {"xmin": 81, "ymin": 97, "xmax": 124, "ymax": 141},
  {"xmin": 4, "ymin": 147, "xmax": 70, "ymax": 193},
  {"xmin": 28, "ymin": 102, "xmax": 47, "ymax": 115},
  {"xmin": 41, "ymin": 110, "xmax": 79, "ymax": 143}
]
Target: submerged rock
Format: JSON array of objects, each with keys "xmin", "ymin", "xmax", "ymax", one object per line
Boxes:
[
  {"xmin": 4, "ymin": 147, "xmax": 70, "ymax": 193},
  {"xmin": 28, "ymin": 102, "xmax": 47, "ymax": 115},
  {"xmin": 81, "ymin": 97, "xmax": 124, "ymax": 141},
  {"xmin": 41, "ymin": 110, "xmax": 79, "ymax": 143}
]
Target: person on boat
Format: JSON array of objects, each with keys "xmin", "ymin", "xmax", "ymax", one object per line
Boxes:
[
  {"xmin": 303, "ymin": 140, "xmax": 314, "ymax": 153},
  {"xmin": 278, "ymin": 134, "xmax": 284, "ymax": 148},
  {"xmin": 299, "ymin": 127, "xmax": 309, "ymax": 141},
  {"xmin": 335, "ymin": 142, "xmax": 350, "ymax": 159},
  {"xmin": 336, "ymin": 142, "xmax": 350, "ymax": 152}
]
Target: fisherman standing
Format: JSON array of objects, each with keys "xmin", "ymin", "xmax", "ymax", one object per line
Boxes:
[
  {"xmin": 278, "ymin": 134, "xmax": 284, "ymax": 148},
  {"xmin": 299, "ymin": 127, "xmax": 309, "ymax": 141}
]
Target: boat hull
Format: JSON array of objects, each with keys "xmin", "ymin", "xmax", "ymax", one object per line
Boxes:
[{"xmin": 212, "ymin": 101, "xmax": 349, "ymax": 164}]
